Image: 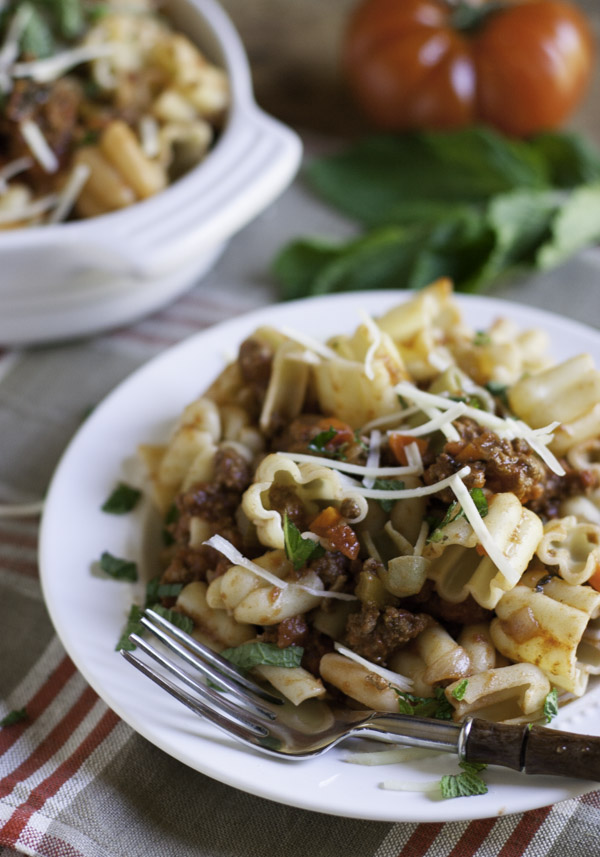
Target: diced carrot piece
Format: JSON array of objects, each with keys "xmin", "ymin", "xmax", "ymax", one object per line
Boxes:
[
  {"xmin": 389, "ymin": 433, "xmax": 428, "ymax": 466},
  {"xmin": 317, "ymin": 417, "xmax": 355, "ymax": 448},
  {"xmin": 310, "ymin": 506, "xmax": 360, "ymax": 560},
  {"xmin": 588, "ymin": 565, "xmax": 600, "ymax": 591}
]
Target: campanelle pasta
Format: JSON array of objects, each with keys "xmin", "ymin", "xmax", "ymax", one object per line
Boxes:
[{"xmin": 139, "ymin": 280, "xmax": 600, "ymax": 724}]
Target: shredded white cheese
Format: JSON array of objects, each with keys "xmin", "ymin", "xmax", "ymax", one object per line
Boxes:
[
  {"xmin": 349, "ymin": 466, "xmax": 471, "ymax": 501},
  {"xmin": 334, "ymin": 642, "xmax": 413, "ymax": 691},
  {"xmin": 361, "ymin": 406, "xmax": 422, "ymax": 434},
  {"xmin": 344, "ymin": 747, "xmax": 444, "ymax": 765},
  {"xmin": 48, "ymin": 162, "xmax": 91, "ymax": 223},
  {"xmin": 12, "ymin": 43, "xmax": 117, "ymax": 84},
  {"xmin": 379, "ymin": 779, "xmax": 440, "ymax": 793},
  {"xmin": 412, "ymin": 521, "xmax": 429, "ymax": 558},
  {"xmin": 277, "ymin": 450, "xmax": 422, "ymax": 478},
  {"xmin": 0, "ymin": 4, "xmax": 33, "ymax": 92},
  {"xmin": 386, "ymin": 401, "xmax": 467, "ymax": 439},
  {"xmin": 362, "ymin": 429, "xmax": 381, "ymax": 489},
  {"xmin": 19, "ymin": 120, "xmax": 59, "ymax": 173},
  {"xmin": 0, "ymin": 193, "xmax": 58, "ymax": 225},
  {"xmin": 204, "ymin": 534, "xmax": 357, "ymax": 601},
  {"xmin": 358, "ymin": 310, "xmax": 382, "ymax": 381},
  {"xmin": 394, "ymin": 380, "xmax": 565, "ymax": 475},
  {"xmin": 139, "ymin": 115, "xmax": 160, "ymax": 159},
  {"xmin": 449, "ymin": 473, "xmax": 518, "ymax": 584},
  {"xmin": 0, "ymin": 155, "xmax": 33, "ymax": 192}
]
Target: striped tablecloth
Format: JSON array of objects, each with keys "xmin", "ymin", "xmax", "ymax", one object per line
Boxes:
[{"xmin": 3, "ymin": 157, "xmax": 600, "ymax": 857}]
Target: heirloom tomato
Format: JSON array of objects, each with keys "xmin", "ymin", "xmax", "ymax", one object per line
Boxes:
[{"xmin": 342, "ymin": 0, "xmax": 595, "ymax": 137}]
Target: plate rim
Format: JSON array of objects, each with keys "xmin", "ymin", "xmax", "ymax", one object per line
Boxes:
[{"xmin": 38, "ymin": 289, "xmax": 600, "ymax": 822}]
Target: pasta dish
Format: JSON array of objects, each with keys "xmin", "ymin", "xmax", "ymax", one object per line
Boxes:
[
  {"xmin": 137, "ymin": 280, "xmax": 600, "ymax": 727},
  {"xmin": 0, "ymin": 0, "xmax": 228, "ymax": 227}
]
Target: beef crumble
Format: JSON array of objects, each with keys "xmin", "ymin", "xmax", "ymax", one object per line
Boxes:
[{"xmin": 344, "ymin": 602, "xmax": 430, "ymax": 665}]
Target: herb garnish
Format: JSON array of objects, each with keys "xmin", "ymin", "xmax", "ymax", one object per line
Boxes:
[
  {"xmin": 283, "ymin": 513, "xmax": 324, "ymax": 571},
  {"xmin": 440, "ymin": 761, "xmax": 488, "ymax": 799},
  {"xmin": 220, "ymin": 641, "xmax": 304, "ymax": 672},
  {"xmin": 99, "ymin": 551, "xmax": 138, "ymax": 582},
  {"xmin": 101, "ymin": 482, "xmax": 141, "ymax": 514},
  {"xmin": 308, "ymin": 426, "xmax": 348, "ymax": 460},
  {"xmin": 485, "ymin": 380, "xmax": 510, "ymax": 409},
  {"xmin": 451, "ymin": 679, "xmax": 469, "ymax": 701},
  {"xmin": 372, "ymin": 478, "xmax": 405, "ymax": 512},
  {"xmin": 144, "ymin": 576, "xmax": 184, "ymax": 607},
  {"xmin": 1, "ymin": 707, "xmax": 28, "ymax": 727},
  {"xmin": 115, "ymin": 604, "xmax": 144, "ymax": 651},
  {"xmin": 473, "ymin": 331, "xmax": 492, "ymax": 346},
  {"xmin": 395, "ymin": 687, "xmax": 453, "ymax": 721},
  {"xmin": 543, "ymin": 688, "xmax": 559, "ymax": 723}
]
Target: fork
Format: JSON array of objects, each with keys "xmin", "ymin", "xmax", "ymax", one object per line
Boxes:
[{"xmin": 120, "ymin": 608, "xmax": 600, "ymax": 781}]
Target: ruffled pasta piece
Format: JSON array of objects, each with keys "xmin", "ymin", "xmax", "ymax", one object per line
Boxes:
[
  {"xmin": 508, "ymin": 354, "xmax": 600, "ymax": 456},
  {"xmin": 445, "ymin": 663, "xmax": 551, "ymax": 723},
  {"xmin": 567, "ymin": 438, "xmax": 600, "ymax": 480},
  {"xmin": 389, "ymin": 622, "xmax": 471, "ymax": 688},
  {"xmin": 452, "ymin": 317, "xmax": 552, "ymax": 386},
  {"xmin": 253, "ymin": 665, "xmax": 326, "ymax": 705},
  {"xmin": 241, "ymin": 453, "xmax": 367, "ymax": 550},
  {"xmin": 425, "ymin": 493, "xmax": 543, "ymax": 610},
  {"xmin": 259, "ymin": 340, "xmax": 313, "ymax": 433},
  {"xmin": 138, "ymin": 397, "xmax": 221, "ymax": 513},
  {"xmin": 376, "ymin": 279, "xmax": 463, "ymax": 381},
  {"xmin": 206, "ymin": 550, "xmax": 292, "ymax": 611},
  {"xmin": 490, "ymin": 569, "xmax": 600, "ymax": 695},
  {"xmin": 312, "ymin": 321, "xmax": 407, "ymax": 428},
  {"xmin": 536, "ymin": 516, "xmax": 600, "ymax": 585},
  {"xmin": 319, "ymin": 653, "xmax": 403, "ymax": 712},
  {"xmin": 457, "ymin": 623, "xmax": 497, "ymax": 675},
  {"xmin": 176, "ymin": 581, "xmax": 255, "ymax": 649}
]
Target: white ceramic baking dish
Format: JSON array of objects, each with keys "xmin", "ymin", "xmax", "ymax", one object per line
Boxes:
[{"xmin": 0, "ymin": 0, "xmax": 302, "ymax": 345}]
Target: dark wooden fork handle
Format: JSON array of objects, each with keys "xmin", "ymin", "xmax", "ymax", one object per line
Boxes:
[{"xmin": 464, "ymin": 718, "xmax": 600, "ymax": 780}]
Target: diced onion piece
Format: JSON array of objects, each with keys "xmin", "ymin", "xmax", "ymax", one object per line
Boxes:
[
  {"xmin": 334, "ymin": 642, "xmax": 413, "ymax": 691},
  {"xmin": 19, "ymin": 120, "xmax": 59, "ymax": 173}
]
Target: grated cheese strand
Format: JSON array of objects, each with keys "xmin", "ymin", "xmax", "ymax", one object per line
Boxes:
[
  {"xmin": 0, "ymin": 193, "xmax": 58, "ymax": 225},
  {"xmin": 204, "ymin": 534, "xmax": 357, "ymax": 601},
  {"xmin": 277, "ymin": 450, "xmax": 422, "ymax": 478},
  {"xmin": 48, "ymin": 162, "xmax": 91, "ymax": 223},
  {"xmin": 349, "ymin": 465, "xmax": 471, "ymax": 501},
  {"xmin": 12, "ymin": 43, "xmax": 117, "ymax": 84},
  {"xmin": 19, "ymin": 120, "xmax": 59, "ymax": 173},
  {"xmin": 334, "ymin": 642, "xmax": 413, "ymax": 691},
  {"xmin": 363, "ymin": 429, "xmax": 381, "ymax": 489},
  {"xmin": 449, "ymin": 473, "xmax": 519, "ymax": 585},
  {"xmin": 386, "ymin": 402, "xmax": 467, "ymax": 439},
  {"xmin": 0, "ymin": 155, "xmax": 33, "ymax": 192},
  {"xmin": 358, "ymin": 309, "xmax": 382, "ymax": 381}
]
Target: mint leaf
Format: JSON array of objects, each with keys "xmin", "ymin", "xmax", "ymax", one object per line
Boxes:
[
  {"xmin": 99, "ymin": 551, "xmax": 138, "ymax": 582},
  {"xmin": 115, "ymin": 604, "xmax": 144, "ymax": 651},
  {"xmin": 395, "ymin": 687, "xmax": 453, "ymax": 721},
  {"xmin": 451, "ymin": 679, "xmax": 469, "ymax": 701},
  {"xmin": 428, "ymin": 489, "xmax": 487, "ymax": 542},
  {"xmin": 150, "ymin": 604, "xmax": 194, "ymax": 635},
  {"xmin": 1, "ymin": 707, "xmax": 28, "ymax": 727},
  {"xmin": 308, "ymin": 427, "xmax": 338, "ymax": 452},
  {"xmin": 283, "ymin": 513, "xmax": 324, "ymax": 571},
  {"xmin": 372, "ymin": 478, "xmax": 405, "ymax": 513},
  {"xmin": 101, "ymin": 482, "xmax": 141, "ymax": 514},
  {"xmin": 220, "ymin": 642, "xmax": 304, "ymax": 671},
  {"xmin": 440, "ymin": 762, "xmax": 488, "ymax": 799},
  {"xmin": 144, "ymin": 577, "xmax": 184, "ymax": 607},
  {"xmin": 544, "ymin": 688, "xmax": 559, "ymax": 723}
]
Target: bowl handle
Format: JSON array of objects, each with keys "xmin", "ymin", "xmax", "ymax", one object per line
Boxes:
[{"xmin": 114, "ymin": 105, "xmax": 302, "ymax": 278}]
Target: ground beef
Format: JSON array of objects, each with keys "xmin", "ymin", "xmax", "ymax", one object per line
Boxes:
[
  {"xmin": 344, "ymin": 602, "xmax": 430, "ymax": 665},
  {"xmin": 268, "ymin": 483, "xmax": 309, "ymax": 531},
  {"xmin": 160, "ymin": 542, "xmax": 231, "ymax": 586},
  {"xmin": 238, "ymin": 336, "xmax": 274, "ymax": 390},
  {"xmin": 261, "ymin": 615, "xmax": 309, "ymax": 648},
  {"xmin": 423, "ymin": 418, "xmax": 597, "ymax": 516},
  {"xmin": 308, "ymin": 551, "xmax": 355, "ymax": 590},
  {"xmin": 212, "ymin": 445, "xmax": 252, "ymax": 492}
]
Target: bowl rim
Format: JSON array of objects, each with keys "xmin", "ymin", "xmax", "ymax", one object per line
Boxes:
[{"xmin": 0, "ymin": 0, "xmax": 262, "ymax": 248}]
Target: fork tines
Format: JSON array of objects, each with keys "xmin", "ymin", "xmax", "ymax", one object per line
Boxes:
[{"xmin": 119, "ymin": 607, "xmax": 282, "ymax": 740}]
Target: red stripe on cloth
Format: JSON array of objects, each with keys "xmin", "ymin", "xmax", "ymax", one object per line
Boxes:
[
  {"xmin": 497, "ymin": 805, "xmax": 552, "ymax": 857},
  {"xmin": 0, "ymin": 656, "xmax": 76, "ymax": 756},
  {"xmin": 397, "ymin": 822, "xmax": 445, "ymax": 857},
  {"xmin": 0, "ymin": 707, "xmax": 120, "ymax": 848},
  {"xmin": 0, "ymin": 525, "xmax": 38, "ymax": 550},
  {"xmin": 446, "ymin": 817, "xmax": 497, "ymax": 857},
  {"xmin": 0, "ymin": 685, "xmax": 98, "ymax": 798},
  {"xmin": 580, "ymin": 790, "xmax": 600, "ymax": 808},
  {"xmin": 0, "ymin": 555, "xmax": 38, "ymax": 578}
]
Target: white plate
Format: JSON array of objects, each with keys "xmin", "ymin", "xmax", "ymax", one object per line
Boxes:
[{"xmin": 39, "ymin": 291, "xmax": 600, "ymax": 823}]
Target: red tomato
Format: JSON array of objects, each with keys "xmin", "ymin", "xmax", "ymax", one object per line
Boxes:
[{"xmin": 343, "ymin": 0, "xmax": 595, "ymax": 137}]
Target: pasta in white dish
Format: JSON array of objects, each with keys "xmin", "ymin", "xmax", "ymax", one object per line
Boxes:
[{"xmin": 137, "ymin": 279, "xmax": 600, "ymax": 725}]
